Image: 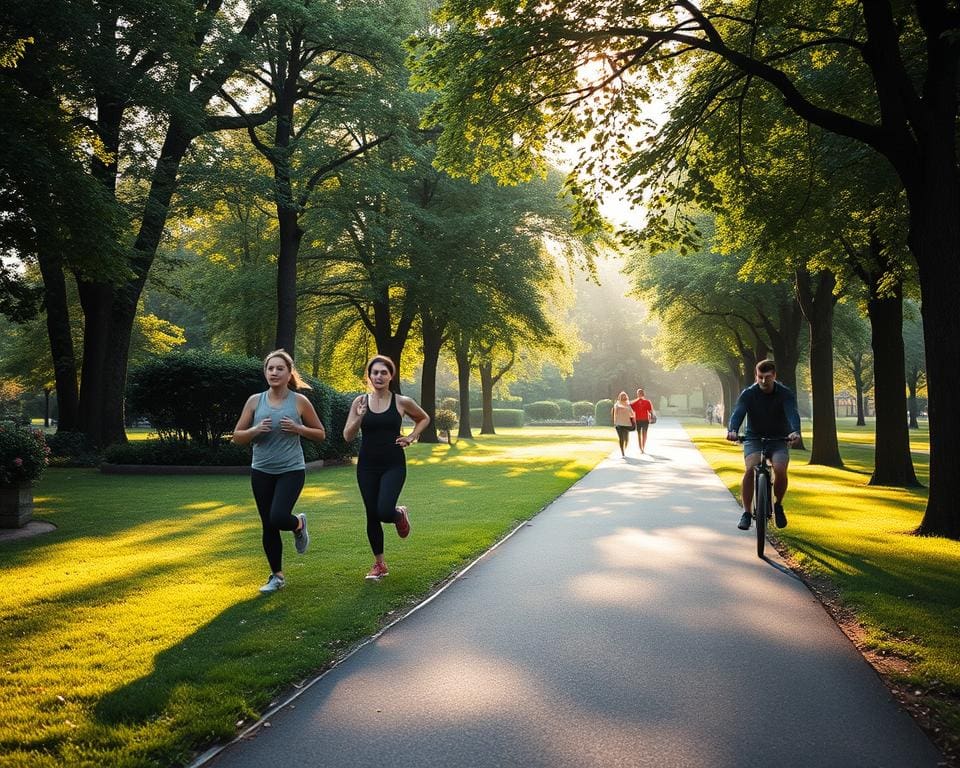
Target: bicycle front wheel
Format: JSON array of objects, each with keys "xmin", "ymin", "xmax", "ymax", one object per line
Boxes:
[{"xmin": 754, "ymin": 472, "xmax": 770, "ymax": 558}]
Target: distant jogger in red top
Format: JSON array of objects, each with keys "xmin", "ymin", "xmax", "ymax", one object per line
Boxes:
[{"xmin": 630, "ymin": 388, "xmax": 656, "ymax": 454}]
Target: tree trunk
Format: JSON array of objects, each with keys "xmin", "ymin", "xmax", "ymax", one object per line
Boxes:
[
  {"xmin": 36, "ymin": 248, "xmax": 79, "ymax": 431},
  {"xmin": 866, "ymin": 283, "xmax": 919, "ymax": 486},
  {"xmin": 915, "ymin": 217, "xmax": 960, "ymax": 536},
  {"xmin": 796, "ymin": 268, "xmax": 843, "ymax": 467},
  {"xmin": 453, "ymin": 336, "xmax": 473, "ymax": 439},
  {"xmin": 762, "ymin": 296, "xmax": 804, "ymax": 395},
  {"xmin": 371, "ymin": 297, "xmax": 415, "ymax": 395},
  {"xmin": 75, "ymin": 280, "xmax": 111, "ymax": 445},
  {"xmin": 418, "ymin": 312, "xmax": 445, "ymax": 443},
  {"xmin": 274, "ymin": 203, "xmax": 302, "ymax": 354},
  {"xmin": 272, "ymin": 94, "xmax": 301, "ymax": 354},
  {"xmin": 479, "ymin": 361, "xmax": 496, "ymax": 434},
  {"xmin": 906, "ymin": 375, "xmax": 919, "ymax": 429},
  {"xmin": 854, "ymin": 367, "xmax": 866, "ymax": 427}
]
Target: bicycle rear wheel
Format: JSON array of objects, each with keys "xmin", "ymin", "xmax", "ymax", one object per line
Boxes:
[{"xmin": 754, "ymin": 472, "xmax": 770, "ymax": 558}]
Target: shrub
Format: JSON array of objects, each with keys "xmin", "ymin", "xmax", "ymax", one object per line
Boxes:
[
  {"xmin": 553, "ymin": 399, "xmax": 573, "ymax": 419},
  {"xmin": 125, "ymin": 352, "xmax": 359, "ymax": 464},
  {"xmin": 104, "ymin": 440, "xmax": 253, "ymax": 466},
  {"xmin": 46, "ymin": 431, "xmax": 100, "ymax": 467},
  {"xmin": 595, "ymin": 399, "xmax": 614, "ymax": 426},
  {"xmin": 433, "ymin": 409, "xmax": 458, "ymax": 436},
  {"xmin": 126, "ymin": 350, "xmax": 262, "ymax": 446},
  {"xmin": 469, "ymin": 408, "xmax": 525, "ymax": 427},
  {"xmin": 572, "ymin": 400, "xmax": 594, "ymax": 418},
  {"xmin": 299, "ymin": 381, "xmax": 358, "ymax": 461},
  {"xmin": 440, "ymin": 397, "xmax": 459, "ymax": 412},
  {"xmin": 0, "ymin": 424, "xmax": 49, "ymax": 486},
  {"xmin": 524, "ymin": 401, "xmax": 561, "ymax": 421}
]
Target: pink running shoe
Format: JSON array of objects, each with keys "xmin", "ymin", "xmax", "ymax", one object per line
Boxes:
[
  {"xmin": 365, "ymin": 561, "xmax": 389, "ymax": 580},
  {"xmin": 395, "ymin": 506, "xmax": 411, "ymax": 538}
]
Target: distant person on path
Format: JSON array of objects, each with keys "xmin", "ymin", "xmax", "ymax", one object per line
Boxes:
[
  {"xmin": 232, "ymin": 350, "xmax": 327, "ymax": 594},
  {"xmin": 726, "ymin": 359, "xmax": 801, "ymax": 531},
  {"xmin": 611, "ymin": 391, "xmax": 635, "ymax": 457},
  {"xmin": 343, "ymin": 355, "xmax": 430, "ymax": 581},
  {"xmin": 714, "ymin": 402, "xmax": 724, "ymax": 425},
  {"xmin": 630, "ymin": 388, "xmax": 656, "ymax": 453},
  {"xmin": 706, "ymin": 403, "xmax": 714, "ymax": 423}
]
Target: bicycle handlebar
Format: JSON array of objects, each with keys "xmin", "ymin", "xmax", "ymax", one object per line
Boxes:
[{"xmin": 732, "ymin": 435, "xmax": 795, "ymax": 443}]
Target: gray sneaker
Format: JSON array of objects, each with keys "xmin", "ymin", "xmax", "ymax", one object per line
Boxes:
[
  {"xmin": 294, "ymin": 513, "xmax": 310, "ymax": 554},
  {"xmin": 259, "ymin": 573, "xmax": 286, "ymax": 594}
]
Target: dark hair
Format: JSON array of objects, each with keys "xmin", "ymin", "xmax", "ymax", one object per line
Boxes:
[
  {"xmin": 756, "ymin": 359, "xmax": 776, "ymax": 375},
  {"xmin": 365, "ymin": 354, "xmax": 396, "ymax": 380}
]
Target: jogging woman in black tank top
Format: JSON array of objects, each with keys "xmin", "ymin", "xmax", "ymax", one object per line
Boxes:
[{"xmin": 343, "ymin": 355, "xmax": 430, "ymax": 580}]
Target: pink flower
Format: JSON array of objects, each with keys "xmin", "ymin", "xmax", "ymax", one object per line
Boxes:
[{"xmin": 14, "ymin": 458, "xmax": 23, "ymax": 466}]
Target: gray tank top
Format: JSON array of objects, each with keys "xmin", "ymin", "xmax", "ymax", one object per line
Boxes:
[{"xmin": 251, "ymin": 390, "xmax": 305, "ymax": 473}]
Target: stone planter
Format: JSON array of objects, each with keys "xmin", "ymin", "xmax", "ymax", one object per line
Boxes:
[{"xmin": 0, "ymin": 484, "xmax": 33, "ymax": 528}]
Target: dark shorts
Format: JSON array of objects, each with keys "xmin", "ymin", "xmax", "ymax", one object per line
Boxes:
[{"xmin": 743, "ymin": 438, "xmax": 789, "ymax": 462}]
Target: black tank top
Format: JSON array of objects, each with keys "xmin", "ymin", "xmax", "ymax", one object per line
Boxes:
[{"xmin": 359, "ymin": 393, "xmax": 404, "ymax": 465}]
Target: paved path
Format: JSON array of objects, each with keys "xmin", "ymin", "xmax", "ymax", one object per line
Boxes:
[{"xmin": 203, "ymin": 419, "xmax": 941, "ymax": 768}]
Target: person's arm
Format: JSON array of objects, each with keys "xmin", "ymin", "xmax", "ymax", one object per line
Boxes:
[
  {"xmin": 232, "ymin": 394, "xmax": 270, "ymax": 445},
  {"xmin": 282, "ymin": 393, "xmax": 326, "ymax": 442},
  {"xmin": 396, "ymin": 396, "xmax": 430, "ymax": 447},
  {"xmin": 726, "ymin": 389, "xmax": 749, "ymax": 441},
  {"xmin": 782, "ymin": 386, "xmax": 802, "ymax": 445},
  {"xmin": 342, "ymin": 395, "xmax": 366, "ymax": 441}
]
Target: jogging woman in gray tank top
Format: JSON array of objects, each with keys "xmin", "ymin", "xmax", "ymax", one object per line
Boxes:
[{"xmin": 232, "ymin": 350, "xmax": 326, "ymax": 594}]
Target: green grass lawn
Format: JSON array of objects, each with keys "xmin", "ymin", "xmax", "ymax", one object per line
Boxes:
[
  {"xmin": 684, "ymin": 417, "xmax": 960, "ymax": 757},
  {"xmin": 0, "ymin": 427, "xmax": 613, "ymax": 768}
]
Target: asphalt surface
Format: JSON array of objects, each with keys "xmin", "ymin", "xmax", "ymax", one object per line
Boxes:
[{"xmin": 202, "ymin": 419, "xmax": 942, "ymax": 768}]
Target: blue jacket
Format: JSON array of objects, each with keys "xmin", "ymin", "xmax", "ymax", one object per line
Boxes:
[{"xmin": 727, "ymin": 381, "xmax": 800, "ymax": 438}]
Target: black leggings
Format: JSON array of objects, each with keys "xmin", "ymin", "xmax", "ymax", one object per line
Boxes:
[
  {"xmin": 251, "ymin": 469, "xmax": 304, "ymax": 573},
  {"xmin": 356, "ymin": 462, "xmax": 406, "ymax": 556},
  {"xmin": 615, "ymin": 425, "xmax": 632, "ymax": 453}
]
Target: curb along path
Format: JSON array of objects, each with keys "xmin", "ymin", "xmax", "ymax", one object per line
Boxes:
[{"xmin": 204, "ymin": 418, "xmax": 942, "ymax": 768}]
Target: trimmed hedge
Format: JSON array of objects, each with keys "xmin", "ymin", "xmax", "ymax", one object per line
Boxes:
[
  {"xmin": 298, "ymin": 376, "xmax": 358, "ymax": 461},
  {"xmin": 553, "ymin": 399, "xmax": 573, "ymax": 419},
  {"xmin": 572, "ymin": 400, "xmax": 594, "ymax": 418},
  {"xmin": 524, "ymin": 401, "xmax": 561, "ymax": 420},
  {"xmin": 104, "ymin": 440, "xmax": 253, "ymax": 467},
  {"xmin": 46, "ymin": 431, "xmax": 100, "ymax": 467},
  {"xmin": 125, "ymin": 352, "xmax": 357, "ymax": 464},
  {"xmin": 126, "ymin": 350, "xmax": 262, "ymax": 446},
  {"xmin": 469, "ymin": 408, "xmax": 525, "ymax": 427},
  {"xmin": 595, "ymin": 399, "xmax": 614, "ymax": 426}
]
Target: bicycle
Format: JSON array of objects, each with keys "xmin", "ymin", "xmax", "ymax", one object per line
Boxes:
[{"xmin": 736, "ymin": 435, "xmax": 791, "ymax": 558}]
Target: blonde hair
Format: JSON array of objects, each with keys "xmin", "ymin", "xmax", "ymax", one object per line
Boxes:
[
  {"xmin": 263, "ymin": 349, "xmax": 310, "ymax": 391},
  {"xmin": 617, "ymin": 391, "xmax": 629, "ymax": 401}
]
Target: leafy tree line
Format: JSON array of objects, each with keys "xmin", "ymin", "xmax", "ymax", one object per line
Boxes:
[
  {"xmin": 0, "ymin": 0, "xmax": 596, "ymax": 452},
  {"xmin": 409, "ymin": 0, "xmax": 956, "ymax": 538}
]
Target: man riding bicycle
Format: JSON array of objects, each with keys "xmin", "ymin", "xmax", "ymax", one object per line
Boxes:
[{"xmin": 726, "ymin": 360, "xmax": 802, "ymax": 531}]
